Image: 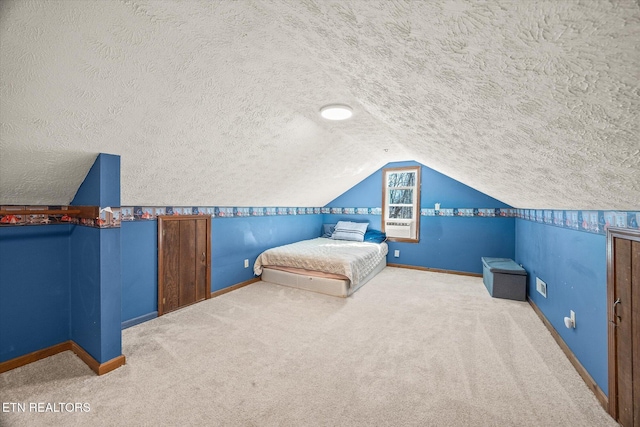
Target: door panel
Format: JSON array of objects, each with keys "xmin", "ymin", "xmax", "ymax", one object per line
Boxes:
[
  {"xmin": 615, "ymin": 237, "xmax": 633, "ymax": 427},
  {"xmin": 163, "ymin": 220, "xmax": 181, "ymax": 313},
  {"xmin": 158, "ymin": 216, "xmax": 211, "ymax": 315},
  {"xmin": 195, "ymin": 219, "xmax": 207, "ymax": 301},
  {"xmin": 609, "ymin": 229, "xmax": 640, "ymax": 427},
  {"xmin": 179, "ymin": 220, "xmax": 196, "ymax": 306},
  {"xmin": 632, "ymin": 241, "xmax": 640, "ymax": 427}
]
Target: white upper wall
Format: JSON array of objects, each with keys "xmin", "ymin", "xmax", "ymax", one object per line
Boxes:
[{"xmin": 1, "ymin": 0, "xmax": 638, "ymax": 209}]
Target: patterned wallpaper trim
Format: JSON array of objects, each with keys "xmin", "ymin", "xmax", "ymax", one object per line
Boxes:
[
  {"xmin": 0, "ymin": 205, "xmax": 117, "ymax": 229},
  {"xmin": 118, "ymin": 206, "xmax": 323, "ymax": 221},
  {"xmin": 325, "ymin": 207, "xmax": 640, "ymax": 235},
  {"xmin": 513, "ymin": 209, "xmax": 639, "ymax": 235},
  {"xmin": 2, "ymin": 205, "xmax": 638, "ymax": 235}
]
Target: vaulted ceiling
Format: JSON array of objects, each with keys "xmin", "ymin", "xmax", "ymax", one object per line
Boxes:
[{"xmin": 1, "ymin": 0, "xmax": 639, "ymax": 209}]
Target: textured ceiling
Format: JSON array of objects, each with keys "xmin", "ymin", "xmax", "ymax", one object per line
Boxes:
[{"xmin": 1, "ymin": 0, "xmax": 638, "ymax": 209}]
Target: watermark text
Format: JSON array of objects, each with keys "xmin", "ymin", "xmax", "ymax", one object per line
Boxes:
[{"xmin": 2, "ymin": 402, "xmax": 90, "ymax": 413}]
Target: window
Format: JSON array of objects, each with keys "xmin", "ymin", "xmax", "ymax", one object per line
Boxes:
[{"xmin": 382, "ymin": 166, "xmax": 421, "ymax": 242}]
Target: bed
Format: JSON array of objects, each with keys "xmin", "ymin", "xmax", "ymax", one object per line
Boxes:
[{"xmin": 254, "ymin": 223, "xmax": 388, "ymax": 297}]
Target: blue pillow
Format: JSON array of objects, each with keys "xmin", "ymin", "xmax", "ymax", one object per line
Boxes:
[
  {"xmin": 364, "ymin": 229, "xmax": 387, "ymax": 243},
  {"xmin": 321, "ymin": 223, "xmax": 336, "ymax": 238},
  {"xmin": 331, "ymin": 221, "xmax": 368, "ymax": 242}
]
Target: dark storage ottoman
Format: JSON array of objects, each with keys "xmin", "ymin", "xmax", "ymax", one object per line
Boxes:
[{"xmin": 481, "ymin": 257, "xmax": 527, "ymax": 301}]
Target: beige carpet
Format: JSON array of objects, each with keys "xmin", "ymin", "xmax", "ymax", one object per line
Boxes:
[{"xmin": 0, "ymin": 268, "xmax": 617, "ymax": 426}]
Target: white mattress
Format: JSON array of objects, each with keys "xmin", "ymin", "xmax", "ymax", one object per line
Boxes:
[
  {"xmin": 261, "ymin": 258, "xmax": 386, "ymax": 297},
  {"xmin": 254, "ymin": 237, "xmax": 388, "ymax": 287}
]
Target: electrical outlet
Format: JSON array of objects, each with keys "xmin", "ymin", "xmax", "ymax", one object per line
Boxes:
[
  {"xmin": 536, "ymin": 277, "xmax": 547, "ymax": 298},
  {"xmin": 394, "ymin": 250, "xmax": 400, "ymax": 258},
  {"xmin": 570, "ymin": 310, "xmax": 576, "ymax": 327},
  {"xmin": 244, "ymin": 259, "xmax": 249, "ymax": 268}
]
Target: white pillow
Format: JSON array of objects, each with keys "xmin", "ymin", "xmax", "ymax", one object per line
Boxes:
[{"xmin": 331, "ymin": 221, "xmax": 368, "ymax": 242}]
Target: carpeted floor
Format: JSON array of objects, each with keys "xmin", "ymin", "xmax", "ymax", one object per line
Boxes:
[{"xmin": 0, "ymin": 267, "xmax": 617, "ymax": 426}]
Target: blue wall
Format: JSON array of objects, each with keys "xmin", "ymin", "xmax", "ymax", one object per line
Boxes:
[
  {"xmin": 122, "ymin": 221, "xmax": 158, "ymax": 326},
  {"xmin": 515, "ymin": 219, "xmax": 608, "ymax": 394},
  {"xmin": 329, "ymin": 161, "xmax": 510, "ymax": 209},
  {"xmin": 99, "ymin": 227, "xmax": 122, "ymax": 362},
  {"xmin": 120, "ymin": 214, "xmax": 324, "ymax": 325},
  {"xmin": 211, "ymin": 214, "xmax": 323, "ymax": 291},
  {"xmin": 68, "ymin": 225, "xmax": 122, "ymax": 363},
  {"xmin": 69, "ymin": 152, "xmax": 122, "ymax": 363},
  {"xmin": 69, "ymin": 226, "xmax": 102, "ymax": 361},
  {"xmin": 0, "ymin": 223, "xmax": 122, "ymax": 364},
  {"xmin": 0, "ymin": 224, "xmax": 122, "ymax": 363},
  {"xmin": 325, "ymin": 161, "xmax": 515, "ymax": 274},
  {"xmin": 392, "ymin": 216, "xmax": 514, "ymax": 273},
  {"xmin": 0, "ymin": 153, "xmax": 123, "ymax": 366},
  {"xmin": 0, "ymin": 225, "xmax": 72, "ymax": 363},
  {"xmin": 72, "ymin": 153, "xmax": 120, "ymax": 207}
]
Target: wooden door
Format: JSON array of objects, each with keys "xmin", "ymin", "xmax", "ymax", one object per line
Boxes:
[
  {"xmin": 608, "ymin": 227, "xmax": 640, "ymax": 426},
  {"xmin": 158, "ymin": 215, "xmax": 211, "ymax": 315}
]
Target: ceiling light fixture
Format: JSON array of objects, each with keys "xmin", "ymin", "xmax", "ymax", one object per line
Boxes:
[{"xmin": 320, "ymin": 104, "xmax": 353, "ymax": 121}]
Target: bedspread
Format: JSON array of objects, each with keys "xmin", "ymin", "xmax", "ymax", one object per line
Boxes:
[{"xmin": 254, "ymin": 237, "xmax": 388, "ymax": 287}]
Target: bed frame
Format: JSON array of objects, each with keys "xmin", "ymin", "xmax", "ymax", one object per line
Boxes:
[{"xmin": 261, "ymin": 258, "xmax": 387, "ymax": 297}]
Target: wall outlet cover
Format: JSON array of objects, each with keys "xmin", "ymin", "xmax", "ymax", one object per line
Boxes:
[{"xmin": 536, "ymin": 277, "xmax": 547, "ymax": 298}]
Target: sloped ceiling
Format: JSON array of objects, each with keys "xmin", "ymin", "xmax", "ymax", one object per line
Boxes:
[{"xmin": 0, "ymin": 0, "xmax": 638, "ymax": 209}]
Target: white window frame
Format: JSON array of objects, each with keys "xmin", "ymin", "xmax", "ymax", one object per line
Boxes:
[{"xmin": 382, "ymin": 166, "xmax": 421, "ymax": 242}]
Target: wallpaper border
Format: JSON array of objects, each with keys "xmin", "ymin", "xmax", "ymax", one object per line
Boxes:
[
  {"xmin": 0, "ymin": 205, "xmax": 118, "ymax": 229},
  {"xmin": 512, "ymin": 209, "xmax": 639, "ymax": 235},
  {"xmin": 324, "ymin": 207, "xmax": 639, "ymax": 235},
  {"xmin": 2, "ymin": 205, "xmax": 638, "ymax": 235}
]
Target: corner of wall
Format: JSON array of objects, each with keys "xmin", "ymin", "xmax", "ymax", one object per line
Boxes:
[
  {"xmin": 69, "ymin": 152, "xmax": 123, "ymax": 364},
  {"xmin": 71, "ymin": 153, "xmax": 120, "ymax": 207}
]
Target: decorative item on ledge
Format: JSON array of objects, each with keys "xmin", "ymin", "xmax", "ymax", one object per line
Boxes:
[{"xmin": 0, "ymin": 205, "xmax": 120, "ymax": 228}]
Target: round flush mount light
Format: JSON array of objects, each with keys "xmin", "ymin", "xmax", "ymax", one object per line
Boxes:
[{"xmin": 320, "ymin": 104, "xmax": 353, "ymax": 120}]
